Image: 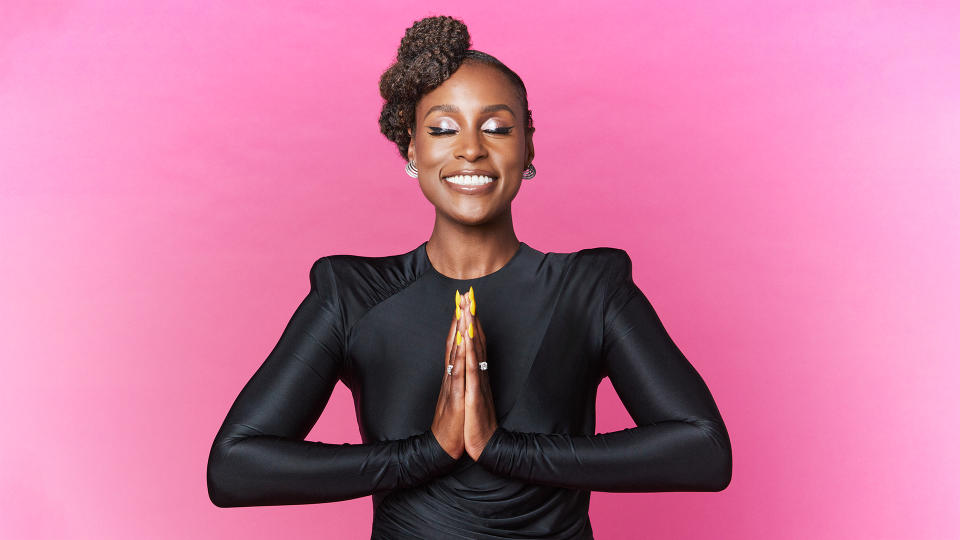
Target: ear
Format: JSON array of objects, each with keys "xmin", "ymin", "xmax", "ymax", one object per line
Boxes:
[
  {"xmin": 407, "ymin": 127, "xmax": 416, "ymax": 162},
  {"xmin": 525, "ymin": 126, "xmax": 535, "ymax": 167}
]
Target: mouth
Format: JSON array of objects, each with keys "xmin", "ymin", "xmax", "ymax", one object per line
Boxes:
[
  {"xmin": 442, "ymin": 171, "xmax": 498, "ymax": 195},
  {"xmin": 442, "ymin": 173, "xmax": 498, "ymax": 186}
]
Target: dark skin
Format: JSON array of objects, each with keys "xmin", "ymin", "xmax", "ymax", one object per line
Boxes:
[{"xmin": 408, "ymin": 61, "xmax": 535, "ymax": 461}]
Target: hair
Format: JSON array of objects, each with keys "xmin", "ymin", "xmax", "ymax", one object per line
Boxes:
[{"xmin": 378, "ymin": 15, "xmax": 534, "ymax": 160}]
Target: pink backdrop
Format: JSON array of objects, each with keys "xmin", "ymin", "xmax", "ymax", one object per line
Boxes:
[{"xmin": 2, "ymin": 1, "xmax": 957, "ymax": 538}]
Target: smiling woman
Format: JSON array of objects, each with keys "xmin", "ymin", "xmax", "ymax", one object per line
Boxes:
[
  {"xmin": 206, "ymin": 14, "xmax": 732, "ymax": 540},
  {"xmin": 379, "ymin": 22, "xmax": 536, "ymax": 222},
  {"xmin": 408, "ymin": 66, "xmax": 529, "ymax": 203}
]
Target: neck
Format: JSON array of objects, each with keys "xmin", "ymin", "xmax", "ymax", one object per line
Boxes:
[{"xmin": 425, "ymin": 211, "xmax": 520, "ymax": 280}]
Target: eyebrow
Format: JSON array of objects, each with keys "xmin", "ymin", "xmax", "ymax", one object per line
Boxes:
[{"xmin": 424, "ymin": 103, "xmax": 515, "ymax": 119}]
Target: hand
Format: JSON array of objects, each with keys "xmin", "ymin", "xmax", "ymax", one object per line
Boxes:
[
  {"xmin": 461, "ymin": 287, "xmax": 499, "ymax": 461},
  {"xmin": 430, "ymin": 291, "xmax": 466, "ymax": 460}
]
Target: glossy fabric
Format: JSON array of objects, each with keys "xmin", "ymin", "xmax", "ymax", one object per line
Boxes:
[{"xmin": 207, "ymin": 241, "xmax": 732, "ymax": 538}]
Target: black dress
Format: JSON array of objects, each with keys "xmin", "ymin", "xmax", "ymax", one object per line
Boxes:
[{"xmin": 206, "ymin": 241, "xmax": 732, "ymax": 539}]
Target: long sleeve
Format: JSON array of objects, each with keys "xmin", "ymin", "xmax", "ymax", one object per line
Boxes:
[
  {"xmin": 206, "ymin": 257, "xmax": 458, "ymax": 508},
  {"xmin": 475, "ymin": 249, "xmax": 732, "ymax": 492}
]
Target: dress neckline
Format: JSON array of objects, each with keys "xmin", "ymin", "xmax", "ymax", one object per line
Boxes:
[{"xmin": 419, "ymin": 241, "xmax": 529, "ymax": 285}]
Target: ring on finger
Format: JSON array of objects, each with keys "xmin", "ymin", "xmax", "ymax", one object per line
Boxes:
[
  {"xmin": 447, "ymin": 364, "xmax": 453, "ymax": 375},
  {"xmin": 478, "ymin": 361, "xmax": 488, "ymax": 371}
]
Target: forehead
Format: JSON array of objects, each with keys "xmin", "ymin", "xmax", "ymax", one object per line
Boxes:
[{"xmin": 416, "ymin": 62, "xmax": 520, "ymax": 117}]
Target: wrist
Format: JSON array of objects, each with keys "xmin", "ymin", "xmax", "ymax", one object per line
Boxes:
[
  {"xmin": 394, "ymin": 429, "xmax": 460, "ymax": 489},
  {"xmin": 475, "ymin": 425, "xmax": 506, "ymax": 468}
]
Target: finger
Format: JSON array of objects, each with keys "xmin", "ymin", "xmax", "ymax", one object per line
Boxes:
[
  {"xmin": 451, "ymin": 309, "xmax": 465, "ymax": 377},
  {"xmin": 473, "ymin": 313, "xmax": 494, "ymax": 417},
  {"xmin": 464, "ymin": 294, "xmax": 483, "ymax": 409},
  {"xmin": 446, "ymin": 323, "xmax": 459, "ymax": 379},
  {"xmin": 471, "ymin": 300, "xmax": 488, "ymax": 378},
  {"xmin": 444, "ymin": 290, "xmax": 460, "ymax": 367},
  {"xmin": 445, "ymin": 329, "xmax": 458, "ymax": 387},
  {"xmin": 469, "ymin": 288, "xmax": 485, "ymax": 357},
  {"xmin": 464, "ymin": 293, "xmax": 479, "ymax": 398},
  {"xmin": 464, "ymin": 289, "xmax": 475, "ymax": 363},
  {"xmin": 452, "ymin": 303, "xmax": 466, "ymax": 397},
  {"xmin": 475, "ymin": 315, "xmax": 487, "ymax": 366}
]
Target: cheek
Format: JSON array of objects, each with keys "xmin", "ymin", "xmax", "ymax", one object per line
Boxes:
[
  {"xmin": 497, "ymin": 140, "xmax": 526, "ymax": 166},
  {"xmin": 417, "ymin": 140, "xmax": 448, "ymax": 166}
]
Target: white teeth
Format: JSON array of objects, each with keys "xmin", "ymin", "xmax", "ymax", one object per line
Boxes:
[{"xmin": 444, "ymin": 174, "xmax": 495, "ymax": 186}]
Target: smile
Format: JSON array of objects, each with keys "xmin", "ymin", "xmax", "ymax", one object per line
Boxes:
[
  {"xmin": 443, "ymin": 174, "xmax": 496, "ymax": 186},
  {"xmin": 442, "ymin": 173, "xmax": 498, "ymax": 195}
]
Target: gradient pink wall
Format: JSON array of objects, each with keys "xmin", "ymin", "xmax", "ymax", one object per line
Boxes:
[{"xmin": 2, "ymin": 1, "xmax": 957, "ymax": 538}]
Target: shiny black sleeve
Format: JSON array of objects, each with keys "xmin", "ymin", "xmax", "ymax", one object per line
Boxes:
[
  {"xmin": 475, "ymin": 250, "xmax": 732, "ymax": 492},
  {"xmin": 206, "ymin": 257, "xmax": 459, "ymax": 507}
]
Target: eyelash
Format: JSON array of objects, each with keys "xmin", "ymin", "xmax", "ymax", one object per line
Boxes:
[{"xmin": 428, "ymin": 127, "xmax": 514, "ymax": 136}]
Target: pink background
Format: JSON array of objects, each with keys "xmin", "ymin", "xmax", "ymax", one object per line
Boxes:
[{"xmin": 2, "ymin": 1, "xmax": 957, "ymax": 538}]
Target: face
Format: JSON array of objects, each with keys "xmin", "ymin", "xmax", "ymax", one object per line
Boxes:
[{"xmin": 407, "ymin": 61, "xmax": 535, "ymax": 225}]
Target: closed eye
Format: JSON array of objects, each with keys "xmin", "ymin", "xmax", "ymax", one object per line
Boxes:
[{"xmin": 428, "ymin": 127, "xmax": 514, "ymax": 136}]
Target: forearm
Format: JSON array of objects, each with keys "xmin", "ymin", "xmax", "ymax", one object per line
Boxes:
[
  {"xmin": 207, "ymin": 427, "xmax": 458, "ymax": 507},
  {"xmin": 475, "ymin": 419, "xmax": 731, "ymax": 492},
  {"xmin": 206, "ymin": 257, "xmax": 465, "ymax": 507}
]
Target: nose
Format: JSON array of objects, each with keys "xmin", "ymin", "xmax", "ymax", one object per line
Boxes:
[{"xmin": 454, "ymin": 127, "xmax": 487, "ymax": 162}]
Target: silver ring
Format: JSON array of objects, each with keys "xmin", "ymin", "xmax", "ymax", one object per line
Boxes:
[
  {"xmin": 446, "ymin": 364, "xmax": 453, "ymax": 375},
  {"xmin": 478, "ymin": 361, "xmax": 488, "ymax": 371}
]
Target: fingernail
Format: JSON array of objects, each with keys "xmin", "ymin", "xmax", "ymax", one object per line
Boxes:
[
  {"xmin": 468, "ymin": 286, "xmax": 476, "ymax": 315},
  {"xmin": 468, "ymin": 322, "xmax": 474, "ymax": 339},
  {"xmin": 455, "ymin": 289, "xmax": 461, "ymax": 320},
  {"xmin": 456, "ymin": 330, "xmax": 462, "ymax": 346}
]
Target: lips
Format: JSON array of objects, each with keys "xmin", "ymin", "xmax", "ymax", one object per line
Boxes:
[{"xmin": 442, "ymin": 169, "xmax": 498, "ymax": 195}]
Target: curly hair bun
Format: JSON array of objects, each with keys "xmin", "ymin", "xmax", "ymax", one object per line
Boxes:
[
  {"xmin": 397, "ymin": 16, "xmax": 471, "ymax": 64},
  {"xmin": 380, "ymin": 16, "xmax": 471, "ymax": 103}
]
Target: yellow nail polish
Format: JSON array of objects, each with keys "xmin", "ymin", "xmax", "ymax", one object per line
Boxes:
[
  {"xmin": 468, "ymin": 286, "xmax": 476, "ymax": 315},
  {"xmin": 468, "ymin": 322, "xmax": 474, "ymax": 339},
  {"xmin": 456, "ymin": 330, "xmax": 462, "ymax": 346},
  {"xmin": 455, "ymin": 290, "xmax": 461, "ymax": 319}
]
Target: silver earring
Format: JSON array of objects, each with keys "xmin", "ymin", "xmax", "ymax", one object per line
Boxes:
[
  {"xmin": 521, "ymin": 163, "xmax": 537, "ymax": 180},
  {"xmin": 405, "ymin": 161, "xmax": 418, "ymax": 178}
]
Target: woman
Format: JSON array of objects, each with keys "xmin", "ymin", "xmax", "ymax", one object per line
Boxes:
[{"xmin": 207, "ymin": 15, "xmax": 732, "ymax": 539}]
